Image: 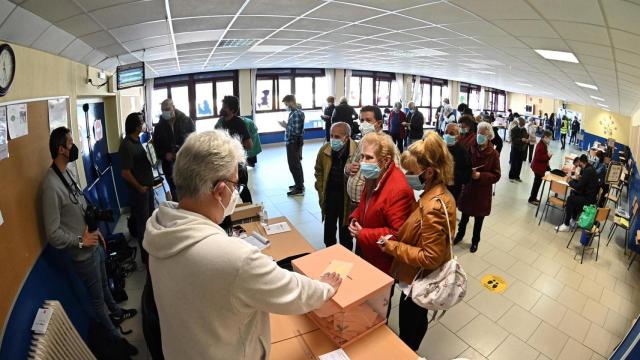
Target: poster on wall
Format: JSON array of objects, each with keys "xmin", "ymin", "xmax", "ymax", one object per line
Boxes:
[
  {"xmin": 0, "ymin": 107, "xmax": 8, "ymax": 160},
  {"xmin": 606, "ymin": 163, "xmax": 624, "ymax": 185},
  {"xmin": 7, "ymin": 103, "xmax": 28, "ymax": 139},
  {"xmin": 48, "ymin": 98, "xmax": 69, "ymax": 132}
]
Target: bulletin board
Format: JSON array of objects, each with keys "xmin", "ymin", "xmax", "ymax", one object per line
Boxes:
[{"xmin": 0, "ymin": 100, "xmax": 62, "ymax": 333}]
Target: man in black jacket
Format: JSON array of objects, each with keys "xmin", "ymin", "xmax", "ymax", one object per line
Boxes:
[
  {"xmin": 557, "ymin": 154, "xmax": 599, "ymax": 232},
  {"xmin": 331, "ymin": 97, "xmax": 358, "ymax": 138},
  {"xmin": 405, "ymin": 101, "xmax": 424, "ymax": 144},
  {"xmin": 152, "ymin": 99, "xmax": 195, "ymax": 201},
  {"xmin": 321, "ymin": 96, "xmax": 336, "ymax": 142},
  {"xmin": 508, "ymin": 117, "xmax": 528, "ymax": 182},
  {"xmin": 444, "ymin": 123, "xmax": 472, "ymax": 201}
]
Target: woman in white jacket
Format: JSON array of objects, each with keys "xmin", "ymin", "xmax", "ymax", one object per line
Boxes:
[{"xmin": 144, "ymin": 130, "xmax": 341, "ymax": 359}]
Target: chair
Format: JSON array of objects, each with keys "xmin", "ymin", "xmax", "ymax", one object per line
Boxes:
[
  {"xmin": 606, "ymin": 175, "xmax": 624, "ymax": 209},
  {"xmin": 567, "ymin": 207, "xmax": 610, "ymax": 263},
  {"xmin": 538, "ymin": 180, "xmax": 569, "ymax": 227},
  {"xmin": 629, "ymin": 230, "xmax": 640, "ymax": 270},
  {"xmin": 608, "ymin": 198, "xmax": 639, "ymax": 255}
]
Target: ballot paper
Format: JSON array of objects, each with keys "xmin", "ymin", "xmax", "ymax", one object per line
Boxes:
[
  {"xmin": 322, "ymin": 260, "xmax": 354, "ymax": 278},
  {"xmin": 265, "ymin": 222, "xmax": 291, "ymax": 235},
  {"xmin": 239, "ymin": 231, "xmax": 270, "ymax": 250},
  {"xmin": 319, "ymin": 348, "xmax": 350, "ymax": 360}
]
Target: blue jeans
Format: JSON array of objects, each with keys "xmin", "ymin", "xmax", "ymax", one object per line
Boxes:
[{"xmin": 73, "ymin": 246, "xmax": 122, "ymax": 338}]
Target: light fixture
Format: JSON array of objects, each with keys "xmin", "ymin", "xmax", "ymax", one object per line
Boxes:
[
  {"xmin": 518, "ymin": 83, "xmax": 532, "ymax": 87},
  {"xmin": 535, "ymin": 49, "xmax": 579, "ymax": 63},
  {"xmin": 479, "ymin": 70, "xmax": 496, "ymax": 74},
  {"xmin": 575, "ymin": 82, "xmax": 598, "ymax": 90},
  {"xmin": 590, "ymin": 95, "xmax": 605, "ymax": 101},
  {"xmin": 598, "ymin": 103, "xmax": 609, "ymax": 108}
]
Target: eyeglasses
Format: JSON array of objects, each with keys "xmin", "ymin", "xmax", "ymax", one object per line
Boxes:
[{"xmin": 224, "ymin": 179, "xmax": 245, "ymax": 194}]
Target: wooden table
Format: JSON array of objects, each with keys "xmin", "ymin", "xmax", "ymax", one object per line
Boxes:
[
  {"xmin": 240, "ymin": 217, "xmax": 418, "ymax": 360},
  {"xmin": 534, "ymin": 172, "xmax": 570, "ymax": 218}
]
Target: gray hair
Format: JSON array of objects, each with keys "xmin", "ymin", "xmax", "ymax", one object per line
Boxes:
[
  {"xmin": 394, "ymin": 101, "xmax": 402, "ymax": 109},
  {"xmin": 339, "ymin": 96, "xmax": 348, "ymax": 104},
  {"xmin": 477, "ymin": 121, "xmax": 495, "ymax": 140},
  {"xmin": 173, "ymin": 130, "xmax": 245, "ymax": 200},
  {"xmin": 330, "ymin": 121, "xmax": 351, "ymax": 137},
  {"xmin": 445, "ymin": 122, "xmax": 459, "ymax": 132},
  {"xmin": 160, "ymin": 98, "xmax": 174, "ymax": 110}
]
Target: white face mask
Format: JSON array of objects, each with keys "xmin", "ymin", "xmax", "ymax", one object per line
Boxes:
[
  {"xmin": 219, "ymin": 184, "xmax": 240, "ymax": 219},
  {"xmin": 360, "ymin": 121, "xmax": 376, "ymax": 135}
]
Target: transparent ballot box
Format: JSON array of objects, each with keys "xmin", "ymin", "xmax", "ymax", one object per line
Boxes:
[{"xmin": 292, "ymin": 245, "xmax": 394, "ymax": 347}]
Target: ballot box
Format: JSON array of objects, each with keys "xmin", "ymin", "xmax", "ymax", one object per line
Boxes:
[{"xmin": 292, "ymin": 245, "xmax": 394, "ymax": 347}]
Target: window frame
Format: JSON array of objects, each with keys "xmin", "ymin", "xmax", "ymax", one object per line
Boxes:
[
  {"xmin": 412, "ymin": 76, "xmax": 448, "ymax": 125},
  {"xmin": 485, "ymin": 88, "xmax": 507, "ymax": 113},
  {"xmin": 255, "ymin": 68, "xmax": 326, "ymax": 113},
  {"xmin": 346, "ymin": 71, "xmax": 400, "ymax": 108},
  {"xmin": 460, "ymin": 82, "xmax": 481, "ymax": 111}
]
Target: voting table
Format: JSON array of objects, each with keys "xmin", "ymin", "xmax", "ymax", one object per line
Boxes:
[
  {"xmin": 240, "ymin": 217, "xmax": 418, "ymax": 360},
  {"xmin": 534, "ymin": 172, "xmax": 571, "ymax": 218}
]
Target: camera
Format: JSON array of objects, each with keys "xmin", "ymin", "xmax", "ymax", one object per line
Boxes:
[{"xmin": 85, "ymin": 204, "xmax": 114, "ymax": 232}]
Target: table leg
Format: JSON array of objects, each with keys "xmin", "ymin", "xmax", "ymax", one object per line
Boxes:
[{"xmin": 535, "ymin": 180, "xmax": 547, "ymax": 217}]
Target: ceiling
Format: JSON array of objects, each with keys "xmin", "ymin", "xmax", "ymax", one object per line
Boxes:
[{"xmin": 1, "ymin": 0, "xmax": 640, "ymax": 115}]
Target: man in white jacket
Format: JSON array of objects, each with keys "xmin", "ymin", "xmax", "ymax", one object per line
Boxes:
[{"xmin": 144, "ymin": 130, "xmax": 341, "ymax": 359}]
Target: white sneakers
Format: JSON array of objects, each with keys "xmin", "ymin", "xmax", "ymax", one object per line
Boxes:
[{"xmin": 556, "ymin": 224, "xmax": 571, "ymax": 232}]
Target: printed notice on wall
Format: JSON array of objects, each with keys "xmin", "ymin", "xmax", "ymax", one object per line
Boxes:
[
  {"xmin": 0, "ymin": 106, "xmax": 8, "ymax": 160},
  {"xmin": 48, "ymin": 98, "xmax": 69, "ymax": 132},
  {"xmin": 7, "ymin": 103, "xmax": 28, "ymax": 139},
  {"xmin": 0, "ymin": 209, "xmax": 3, "ymax": 226}
]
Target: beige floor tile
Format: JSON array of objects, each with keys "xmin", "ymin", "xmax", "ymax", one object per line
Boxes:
[
  {"xmin": 557, "ymin": 338, "xmax": 594, "ymax": 360},
  {"xmin": 459, "ymin": 254, "xmax": 492, "ymax": 278},
  {"xmin": 487, "ymin": 234, "xmax": 517, "ymax": 252},
  {"xmin": 509, "ymin": 244, "xmax": 540, "ymax": 265},
  {"xmin": 556, "ymin": 266, "xmax": 584, "ymax": 290},
  {"xmin": 457, "ymin": 314, "xmax": 509, "ymax": 357},
  {"xmin": 581, "ymin": 298, "xmax": 608, "ymax": 327},
  {"xmin": 613, "ymin": 279, "xmax": 635, "ymax": 301},
  {"xmin": 503, "ymin": 281, "xmax": 542, "ymax": 311},
  {"xmin": 532, "ymin": 255, "xmax": 562, "ymax": 277},
  {"xmin": 608, "ymin": 335, "xmax": 622, "ymax": 355},
  {"xmin": 552, "ymin": 250, "xmax": 580, "ymax": 271},
  {"xmin": 468, "ymin": 289, "xmax": 514, "ymax": 321},
  {"xmin": 574, "ymin": 263, "xmax": 598, "ymax": 281},
  {"xmin": 617, "ymin": 297, "xmax": 640, "ymax": 319},
  {"xmin": 483, "ymin": 248, "xmax": 518, "ymax": 271},
  {"xmin": 534, "ymin": 243, "xmax": 560, "ymax": 260},
  {"xmin": 603, "ymin": 309, "xmax": 630, "ymax": 337},
  {"xmin": 600, "ymin": 288, "xmax": 623, "ymax": 313},
  {"xmin": 465, "ymin": 275, "xmax": 485, "ymax": 300},
  {"xmin": 590, "ymin": 353, "xmax": 606, "ymax": 360},
  {"xmin": 558, "ymin": 310, "xmax": 591, "ymax": 342},
  {"xmin": 527, "ymin": 321, "xmax": 570, "ymax": 359},
  {"xmin": 537, "ymin": 354, "xmax": 551, "ymax": 360},
  {"xmin": 457, "ymin": 347, "xmax": 488, "ymax": 360},
  {"xmin": 440, "ymin": 301, "xmax": 479, "ymax": 333},
  {"xmin": 508, "ymin": 261, "xmax": 542, "ymax": 285},
  {"xmin": 583, "ymin": 323, "xmax": 615, "ymax": 357},
  {"xmin": 497, "ymin": 305, "xmax": 541, "ymax": 342},
  {"xmin": 531, "ymin": 295, "xmax": 567, "ymax": 327},
  {"xmin": 578, "ymin": 278, "xmax": 605, "ymax": 301},
  {"xmin": 417, "ymin": 324, "xmax": 468, "ymax": 360},
  {"xmin": 594, "ymin": 271, "xmax": 616, "ymax": 291},
  {"xmin": 488, "ymin": 334, "xmax": 539, "ymax": 360},
  {"xmin": 532, "ymin": 273, "xmax": 565, "ymax": 298},
  {"xmin": 557, "ymin": 286, "xmax": 588, "ymax": 313}
]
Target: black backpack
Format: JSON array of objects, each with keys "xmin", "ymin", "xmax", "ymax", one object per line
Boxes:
[{"xmin": 104, "ymin": 233, "xmax": 137, "ymax": 303}]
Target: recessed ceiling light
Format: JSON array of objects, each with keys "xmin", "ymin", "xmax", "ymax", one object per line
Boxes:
[
  {"xmin": 598, "ymin": 103, "xmax": 608, "ymax": 108},
  {"xmin": 535, "ymin": 49, "xmax": 579, "ymax": 63},
  {"xmin": 518, "ymin": 83, "xmax": 532, "ymax": 86},
  {"xmin": 479, "ymin": 71, "xmax": 496, "ymax": 74},
  {"xmin": 575, "ymin": 82, "xmax": 598, "ymax": 90},
  {"xmin": 590, "ymin": 95, "xmax": 605, "ymax": 101}
]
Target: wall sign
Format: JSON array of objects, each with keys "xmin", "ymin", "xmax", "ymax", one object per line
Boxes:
[{"xmin": 7, "ymin": 103, "xmax": 27, "ymax": 139}]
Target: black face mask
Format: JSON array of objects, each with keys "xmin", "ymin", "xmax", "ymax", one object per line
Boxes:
[
  {"xmin": 67, "ymin": 144, "xmax": 79, "ymax": 162},
  {"xmin": 219, "ymin": 109, "xmax": 228, "ymax": 118}
]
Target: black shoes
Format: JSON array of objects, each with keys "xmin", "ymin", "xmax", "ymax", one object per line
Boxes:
[
  {"xmin": 453, "ymin": 236, "xmax": 463, "ymax": 245},
  {"xmin": 287, "ymin": 188, "xmax": 305, "ymax": 196},
  {"xmin": 119, "ymin": 337, "xmax": 139, "ymax": 356},
  {"xmin": 110, "ymin": 308, "xmax": 137, "ymax": 325},
  {"xmin": 528, "ymin": 199, "xmax": 540, "ymax": 206},
  {"xmin": 470, "ymin": 244, "xmax": 478, "ymax": 253}
]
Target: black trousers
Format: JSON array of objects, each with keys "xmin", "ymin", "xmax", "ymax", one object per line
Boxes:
[
  {"xmin": 457, "ymin": 214, "xmax": 485, "ymax": 244},
  {"xmin": 391, "ymin": 133, "xmax": 404, "ymax": 153},
  {"xmin": 527, "ymin": 144, "xmax": 535, "ymax": 163},
  {"xmin": 560, "ymin": 133, "xmax": 567, "ymax": 149},
  {"xmin": 570, "ymin": 133, "xmax": 577, "ymax": 145},
  {"xmin": 448, "ymin": 184, "xmax": 462, "ymax": 203},
  {"xmin": 247, "ymin": 155, "xmax": 257, "ymax": 167},
  {"xmin": 399, "ymin": 293, "xmax": 429, "ymax": 351},
  {"xmin": 286, "ymin": 137, "xmax": 304, "ymax": 190},
  {"xmin": 324, "ymin": 189, "xmax": 353, "ymax": 250},
  {"xmin": 509, "ymin": 149, "xmax": 524, "ymax": 179},
  {"xmin": 529, "ymin": 175, "xmax": 543, "ymax": 202},
  {"xmin": 564, "ymin": 194, "xmax": 592, "ymax": 226},
  {"xmin": 238, "ymin": 163, "xmax": 252, "ymax": 203},
  {"xmin": 129, "ymin": 187, "xmax": 155, "ymax": 265},
  {"xmin": 161, "ymin": 160, "xmax": 178, "ymax": 201},
  {"xmin": 324, "ymin": 120, "xmax": 331, "ymax": 142}
]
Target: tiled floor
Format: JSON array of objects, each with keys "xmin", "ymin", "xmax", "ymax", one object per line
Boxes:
[{"xmin": 117, "ymin": 136, "xmax": 640, "ymax": 360}]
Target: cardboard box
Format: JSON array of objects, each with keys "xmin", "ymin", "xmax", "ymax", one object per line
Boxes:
[
  {"xmin": 292, "ymin": 245, "xmax": 394, "ymax": 347},
  {"xmin": 230, "ymin": 202, "xmax": 262, "ymax": 223}
]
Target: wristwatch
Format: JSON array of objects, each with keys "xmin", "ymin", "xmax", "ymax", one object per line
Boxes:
[{"xmin": 78, "ymin": 236, "xmax": 83, "ymax": 249}]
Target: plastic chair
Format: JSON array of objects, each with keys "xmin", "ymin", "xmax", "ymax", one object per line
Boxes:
[
  {"xmin": 608, "ymin": 198, "xmax": 639, "ymax": 255},
  {"xmin": 567, "ymin": 207, "xmax": 610, "ymax": 263},
  {"xmin": 538, "ymin": 180, "xmax": 569, "ymax": 227}
]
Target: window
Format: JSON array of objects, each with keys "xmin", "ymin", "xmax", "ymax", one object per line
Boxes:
[
  {"xmin": 151, "ymin": 87, "xmax": 168, "ymax": 123},
  {"xmin": 347, "ymin": 71, "xmax": 400, "ymax": 109},
  {"xmin": 170, "ymin": 86, "xmax": 189, "ymax": 117},
  {"xmin": 195, "ymin": 83, "xmax": 214, "ymax": 118},
  {"xmin": 460, "ymin": 82, "xmax": 481, "ymax": 110},
  {"xmin": 256, "ymin": 79, "xmax": 274, "ymax": 111},
  {"xmin": 413, "ymin": 76, "xmax": 448, "ymax": 125},
  {"xmin": 315, "ymin": 76, "xmax": 328, "ymax": 107},
  {"xmin": 361, "ymin": 77, "xmax": 373, "ymax": 107},
  {"xmin": 390, "ymin": 80, "xmax": 400, "ymax": 106},
  {"xmin": 295, "ymin": 77, "xmax": 314, "ymax": 108},
  {"xmin": 348, "ymin": 77, "xmax": 360, "ymax": 105},
  {"xmin": 485, "ymin": 88, "xmax": 507, "ymax": 113},
  {"xmin": 376, "ymin": 80, "xmax": 391, "ymax": 107},
  {"xmin": 216, "ymin": 80, "xmax": 234, "ymax": 114}
]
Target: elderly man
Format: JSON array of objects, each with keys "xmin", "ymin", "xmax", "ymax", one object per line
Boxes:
[
  {"xmin": 444, "ymin": 123, "xmax": 472, "ymax": 201},
  {"xmin": 315, "ymin": 122, "xmax": 357, "ymax": 249},
  {"xmin": 405, "ymin": 101, "xmax": 424, "ymax": 144},
  {"xmin": 152, "ymin": 98, "xmax": 195, "ymax": 200},
  {"xmin": 144, "ymin": 130, "xmax": 342, "ymax": 359},
  {"xmin": 331, "ymin": 96, "xmax": 359, "ymax": 138},
  {"xmin": 508, "ymin": 117, "xmax": 529, "ymax": 182}
]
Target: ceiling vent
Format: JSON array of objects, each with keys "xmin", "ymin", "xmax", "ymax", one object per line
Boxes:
[{"xmin": 218, "ymin": 39, "xmax": 259, "ymax": 48}]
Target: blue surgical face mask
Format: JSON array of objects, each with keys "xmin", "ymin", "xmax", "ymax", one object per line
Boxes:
[
  {"xmin": 460, "ymin": 127, "xmax": 468, "ymax": 135},
  {"xmin": 443, "ymin": 134, "xmax": 456, "ymax": 146},
  {"xmin": 161, "ymin": 111, "xmax": 172, "ymax": 120},
  {"xmin": 360, "ymin": 162, "xmax": 381, "ymax": 179},
  {"xmin": 405, "ymin": 173, "xmax": 425, "ymax": 191},
  {"xmin": 330, "ymin": 138, "xmax": 345, "ymax": 152},
  {"xmin": 477, "ymin": 134, "xmax": 487, "ymax": 145}
]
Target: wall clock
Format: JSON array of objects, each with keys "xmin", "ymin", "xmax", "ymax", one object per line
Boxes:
[{"xmin": 0, "ymin": 43, "xmax": 15, "ymax": 97}]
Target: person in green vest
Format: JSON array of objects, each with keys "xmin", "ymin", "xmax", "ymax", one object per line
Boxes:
[
  {"xmin": 243, "ymin": 116, "xmax": 262, "ymax": 167},
  {"xmin": 560, "ymin": 116, "xmax": 570, "ymax": 150}
]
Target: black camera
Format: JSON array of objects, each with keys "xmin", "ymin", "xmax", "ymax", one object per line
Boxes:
[{"xmin": 85, "ymin": 204, "xmax": 114, "ymax": 232}]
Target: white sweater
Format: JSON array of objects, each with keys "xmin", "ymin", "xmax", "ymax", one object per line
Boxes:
[{"xmin": 143, "ymin": 202, "xmax": 334, "ymax": 359}]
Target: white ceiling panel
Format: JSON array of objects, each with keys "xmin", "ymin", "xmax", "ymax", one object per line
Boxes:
[
  {"xmin": 123, "ymin": 35, "xmax": 172, "ymax": 51},
  {"xmin": 360, "ymin": 14, "xmax": 427, "ymax": 30},
  {"xmin": 518, "ymin": 37, "xmax": 569, "ymax": 51},
  {"xmin": 566, "ymin": 40, "xmax": 614, "ymax": 59},
  {"xmin": 75, "ymin": 0, "xmax": 132, "ymax": 12},
  {"xmin": 610, "ymin": 29, "xmax": 640, "ymax": 54},
  {"xmin": 448, "ymin": 0, "xmax": 538, "ymax": 20},
  {"xmin": 232, "ymin": 15, "xmax": 294, "ymax": 30},
  {"xmin": 81, "ymin": 48, "xmax": 106, "ymax": 66},
  {"xmin": 493, "ymin": 20, "xmax": 558, "ymax": 38},
  {"xmin": 59, "ymin": 38, "xmax": 92, "ymax": 61},
  {"xmin": 172, "ymin": 16, "xmax": 231, "ymax": 33},
  {"xmin": 79, "ymin": 30, "xmax": 116, "ymax": 48},
  {"xmin": 601, "ymin": 0, "xmax": 640, "ymax": 36},
  {"xmin": 175, "ymin": 30, "xmax": 225, "ymax": 44},
  {"xmin": 403, "ymin": 2, "xmax": 477, "ymax": 25},
  {"xmin": 270, "ymin": 29, "xmax": 322, "ymax": 40},
  {"xmin": 97, "ymin": 56, "xmax": 119, "ymax": 70},
  {"xmin": 170, "ymin": 0, "xmax": 245, "ymax": 18},
  {"xmin": 306, "ymin": 2, "xmax": 384, "ymax": 22},
  {"xmin": 339, "ymin": 0, "xmax": 437, "ymax": 12},
  {"xmin": 55, "ymin": 14, "xmax": 101, "ymax": 36},
  {"xmin": 242, "ymin": 0, "xmax": 324, "ymax": 16},
  {"xmin": 474, "ymin": 36, "xmax": 527, "ymax": 48},
  {"xmin": 445, "ymin": 21, "xmax": 507, "ymax": 37},
  {"xmin": 98, "ymin": 42, "xmax": 127, "ymax": 56},
  {"xmin": 21, "ymin": 0, "xmax": 82, "ymax": 23},
  {"xmin": 31, "ymin": 25, "xmax": 75, "ymax": 54},
  {"xmin": 370, "ymin": 31, "xmax": 423, "ymax": 43},
  {"xmin": 333, "ymin": 24, "xmax": 385, "ymax": 37},
  {"xmin": 111, "ymin": 21, "xmax": 169, "ymax": 43},
  {"xmin": 550, "ymin": 22, "xmax": 610, "ymax": 46},
  {"xmin": 91, "ymin": 0, "xmax": 165, "ymax": 29},
  {"xmin": 176, "ymin": 41, "xmax": 215, "ymax": 51},
  {"xmin": 528, "ymin": 0, "xmax": 604, "ymax": 25},
  {"xmin": 0, "ymin": 6, "xmax": 49, "ymax": 45},
  {"xmin": 0, "ymin": 0, "xmax": 16, "ymax": 24},
  {"xmin": 285, "ymin": 18, "xmax": 341, "ymax": 32}
]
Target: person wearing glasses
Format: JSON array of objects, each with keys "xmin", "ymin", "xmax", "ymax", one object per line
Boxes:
[
  {"xmin": 143, "ymin": 130, "xmax": 342, "ymax": 359},
  {"xmin": 41, "ymin": 127, "xmax": 138, "ymax": 356}
]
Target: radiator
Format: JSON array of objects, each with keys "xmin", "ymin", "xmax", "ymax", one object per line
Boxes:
[{"xmin": 28, "ymin": 300, "xmax": 95, "ymax": 360}]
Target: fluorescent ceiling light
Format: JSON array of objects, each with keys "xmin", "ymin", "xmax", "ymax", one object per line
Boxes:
[
  {"xmin": 590, "ymin": 95, "xmax": 605, "ymax": 101},
  {"xmin": 479, "ymin": 70, "xmax": 496, "ymax": 74},
  {"xmin": 518, "ymin": 83, "xmax": 532, "ymax": 86},
  {"xmin": 575, "ymin": 82, "xmax": 598, "ymax": 90},
  {"xmin": 248, "ymin": 45, "xmax": 289, "ymax": 52},
  {"xmin": 598, "ymin": 103, "xmax": 608, "ymax": 108},
  {"xmin": 535, "ymin": 49, "xmax": 579, "ymax": 63}
]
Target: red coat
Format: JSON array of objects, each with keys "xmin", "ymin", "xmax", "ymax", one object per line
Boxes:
[
  {"xmin": 350, "ymin": 163, "xmax": 415, "ymax": 273},
  {"xmin": 458, "ymin": 132, "xmax": 476, "ymax": 150},
  {"xmin": 458, "ymin": 144, "xmax": 501, "ymax": 217},
  {"xmin": 531, "ymin": 141, "xmax": 551, "ymax": 177}
]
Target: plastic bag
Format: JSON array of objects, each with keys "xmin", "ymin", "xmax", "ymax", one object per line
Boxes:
[{"xmin": 578, "ymin": 204, "xmax": 597, "ymax": 229}]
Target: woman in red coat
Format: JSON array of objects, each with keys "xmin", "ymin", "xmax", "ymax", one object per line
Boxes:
[
  {"xmin": 528, "ymin": 130, "xmax": 553, "ymax": 205},
  {"xmin": 457, "ymin": 115, "xmax": 477, "ymax": 150},
  {"xmin": 349, "ymin": 132, "xmax": 414, "ymax": 273},
  {"xmin": 454, "ymin": 122, "xmax": 501, "ymax": 253}
]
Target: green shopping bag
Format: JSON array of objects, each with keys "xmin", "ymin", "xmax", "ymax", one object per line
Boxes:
[{"xmin": 578, "ymin": 204, "xmax": 597, "ymax": 230}]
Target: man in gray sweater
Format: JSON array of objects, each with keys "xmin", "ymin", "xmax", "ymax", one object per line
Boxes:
[{"xmin": 40, "ymin": 127, "xmax": 137, "ymax": 355}]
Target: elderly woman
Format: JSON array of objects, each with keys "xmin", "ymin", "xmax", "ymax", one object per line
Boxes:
[
  {"xmin": 379, "ymin": 131, "xmax": 456, "ymax": 350},
  {"xmin": 144, "ymin": 131, "xmax": 341, "ymax": 359},
  {"xmin": 457, "ymin": 115, "xmax": 477, "ymax": 150},
  {"xmin": 444, "ymin": 123, "xmax": 472, "ymax": 201},
  {"xmin": 349, "ymin": 132, "xmax": 414, "ymax": 273},
  {"xmin": 388, "ymin": 101, "xmax": 407, "ymax": 152},
  {"xmin": 528, "ymin": 130, "xmax": 553, "ymax": 205},
  {"xmin": 454, "ymin": 122, "xmax": 501, "ymax": 253}
]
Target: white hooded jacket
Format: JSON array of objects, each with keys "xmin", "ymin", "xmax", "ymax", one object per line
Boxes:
[{"xmin": 143, "ymin": 202, "xmax": 334, "ymax": 359}]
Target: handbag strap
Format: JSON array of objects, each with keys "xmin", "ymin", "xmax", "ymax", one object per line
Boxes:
[{"xmin": 418, "ymin": 195, "xmax": 454, "ymax": 263}]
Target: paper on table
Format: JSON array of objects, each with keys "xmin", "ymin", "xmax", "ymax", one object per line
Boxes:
[
  {"xmin": 242, "ymin": 235, "xmax": 270, "ymax": 250},
  {"xmin": 265, "ymin": 222, "xmax": 291, "ymax": 235},
  {"xmin": 319, "ymin": 348, "xmax": 350, "ymax": 360},
  {"xmin": 322, "ymin": 260, "xmax": 354, "ymax": 279}
]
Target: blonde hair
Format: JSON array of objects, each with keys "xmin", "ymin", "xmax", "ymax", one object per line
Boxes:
[
  {"xmin": 360, "ymin": 132, "xmax": 395, "ymax": 165},
  {"xmin": 401, "ymin": 131, "xmax": 454, "ymax": 186}
]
